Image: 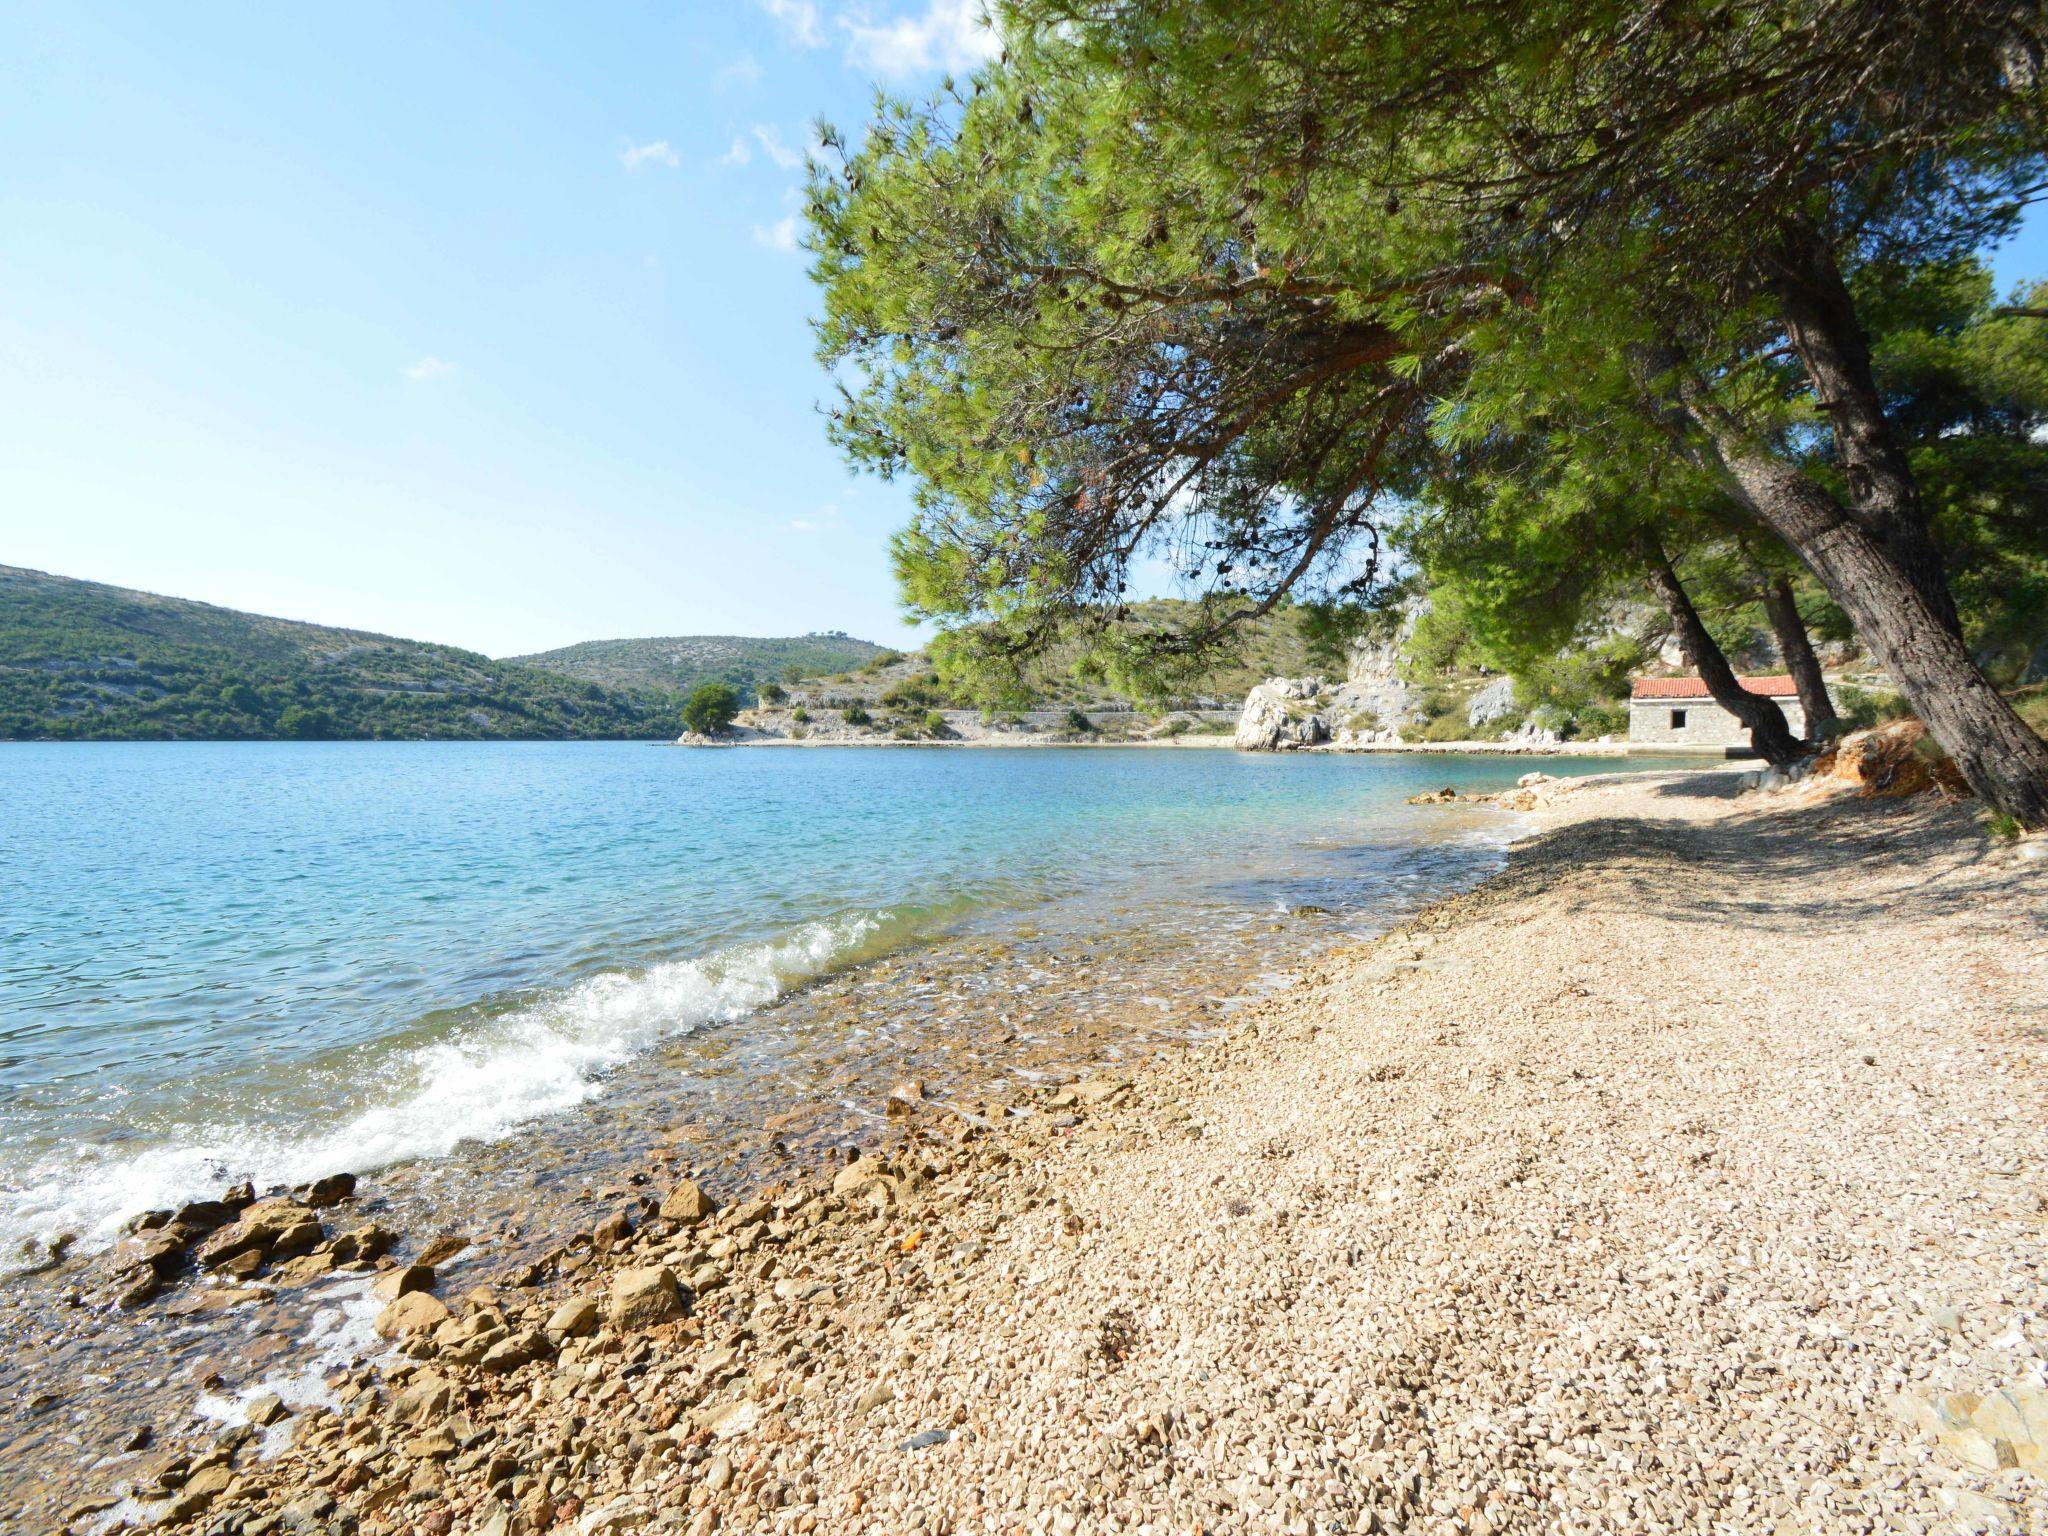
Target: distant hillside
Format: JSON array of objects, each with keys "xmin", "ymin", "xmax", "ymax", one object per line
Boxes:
[
  {"xmin": 0, "ymin": 565, "xmax": 674, "ymax": 741},
  {"xmin": 512, "ymin": 633, "xmax": 892, "ymax": 697}
]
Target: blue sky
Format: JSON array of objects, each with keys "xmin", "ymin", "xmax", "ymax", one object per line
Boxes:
[
  {"xmin": 3, "ymin": 5, "xmax": 2045, "ymax": 658},
  {"xmin": 0, "ymin": 1, "xmax": 997, "ymax": 656}
]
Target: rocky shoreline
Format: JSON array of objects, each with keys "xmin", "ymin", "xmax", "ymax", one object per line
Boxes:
[{"xmin": 43, "ymin": 767, "xmax": 2048, "ymax": 1534}]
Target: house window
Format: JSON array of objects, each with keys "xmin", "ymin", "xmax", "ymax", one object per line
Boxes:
[{"xmin": 1669, "ymin": 708, "xmax": 1687, "ymax": 729}]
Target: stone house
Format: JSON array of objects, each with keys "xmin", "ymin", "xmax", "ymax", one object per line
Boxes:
[{"xmin": 1628, "ymin": 675, "xmax": 1816, "ymax": 751}]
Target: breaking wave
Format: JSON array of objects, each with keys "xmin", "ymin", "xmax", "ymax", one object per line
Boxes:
[{"xmin": 0, "ymin": 906, "xmax": 933, "ymax": 1266}]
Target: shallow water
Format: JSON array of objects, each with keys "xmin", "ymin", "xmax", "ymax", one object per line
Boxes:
[
  {"xmin": 1, "ymin": 742, "xmax": 1628, "ymax": 1261},
  {"xmin": 1, "ymin": 742, "xmax": 1651, "ymax": 1519}
]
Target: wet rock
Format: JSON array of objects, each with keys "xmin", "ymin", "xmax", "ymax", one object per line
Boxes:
[
  {"xmin": 175, "ymin": 1199, "xmax": 237, "ymax": 1231},
  {"xmin": 591, "ymin": 1210, "xmax": 633, "ymax": 1252},
  {"xmin": 115, "ymin": 1269, "xmax": 164, "ymax": 1309},
  {"xmin": 607, "ymin": 1266, "xmax": 687, "ymax": 1331},
  {"xmin": 304, "ymin": 1172, "xmax": 357, "ymax": 1207},
  {"xmin": 111, "ymin": 1228, "xmax": 191, "ymax": 1280},
  {"xmin": 659, "ymin": 1179, "xmax": 716, "ymax": 1225},
  {"xmin": 416, "ymin": 1233, "xmax": 469, "ymax": 1266},
  {"xmin": 327, "ymin": 1223, "xmax": 395, "ymax": 1265},
  {"xmin": 1407, "ymin": 786, "xmax": 1460, "ymax": 805},
  {"xmin": 372, "ymin": 1263, "xmax": 437, "ymax": 1300},
  {"xmin": 1075, "ymin": 1076, "xmax": 1132, "ymax": 1106},
  {"xmin": 165, "ymin": 1463, "xmax": 234, "ymax": 1520},
  {"xmin": 195, "ymin": 1198, "xmax": 321, "ymax": 1270},
  {"xmin": 376, "ymin": 1290, "xmax": 452, "ymax": 1339},
  {"xmin": 246, "ymin": 1392, "xmax": 290, "ymax": 1426}
]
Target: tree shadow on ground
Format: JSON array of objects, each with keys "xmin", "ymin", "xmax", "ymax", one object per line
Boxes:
[{"xmin": 1494, "ymin": 791, "xmax": 2042, "ymax": 937}]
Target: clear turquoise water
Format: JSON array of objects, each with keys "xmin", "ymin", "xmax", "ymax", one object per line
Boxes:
[{"xmin": 0, "ymin": 742, "xmax": 1628, "ymax": 1259}]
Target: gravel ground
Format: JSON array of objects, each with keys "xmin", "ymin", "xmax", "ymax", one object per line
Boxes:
[{"xmin": 79, "ymin": 768, "xmax": 2048, "ymax": 1536}]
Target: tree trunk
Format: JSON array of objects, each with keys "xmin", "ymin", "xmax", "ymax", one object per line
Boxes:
[
  {"xmin": 1766, "ymin": 225, "xmax": 1963, "ymax": 637},
  {"xmin": 1689, "ymin": 400, "xmax": 2048, "ymax": 825},
  {"xmin": 1760, "ymin": 573, "xmax": 1840, "ymax": 742},
  {"xmin": 1641, "ymin": 548, "xmax": 1805, "ymax": 766}
]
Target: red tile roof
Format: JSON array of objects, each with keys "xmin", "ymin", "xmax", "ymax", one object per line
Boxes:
[{"xmin": 1632, "ymin": 674, "xmax": 1799, "ymax": 701}]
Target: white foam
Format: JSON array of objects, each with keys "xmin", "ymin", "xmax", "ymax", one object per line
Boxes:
[{"xmin": 1, "ymin": 912, "xmax": 889, "ymax": 1265}]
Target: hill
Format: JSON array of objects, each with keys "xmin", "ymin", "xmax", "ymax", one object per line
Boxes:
[
  {"xmin": 511, "ymin": 633, "xmax": 892, "ymax": 698},
  {"xmin": 0, "ymin": 565, "xmax": 675, "ymax": 741}
]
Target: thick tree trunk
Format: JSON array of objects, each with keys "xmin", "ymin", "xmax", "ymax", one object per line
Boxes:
[
  {"xmin": 1642, "ymin": 549, "xmax": 1804, "ymax": 766},
  {"xmin": 1766, "ymin": 225, "xmax": 1963, "ymax": 637},
  {"xmin": 1760, "ymin": 573, "xmax": 1840, "ymax": 742},
  {"xmin": 1689, "ymin": 401, "xmax": 2048, "ymax": 826}
]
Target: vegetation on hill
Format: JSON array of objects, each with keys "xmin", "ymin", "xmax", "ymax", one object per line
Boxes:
[
  {"xmin": 511, "ymin": 633, "xmax": 890, "ymax": 700},
  {"xmin": 0, "ymin": 566, "xmax": 673, "ymax": 741}
]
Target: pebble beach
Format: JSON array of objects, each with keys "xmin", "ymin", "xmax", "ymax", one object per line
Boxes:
[{"xmin": 43, "ymin": 767, "xmax": 2048, "ymax": 1534}]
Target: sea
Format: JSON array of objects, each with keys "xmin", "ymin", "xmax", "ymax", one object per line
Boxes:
[{"xmin": 1, "ymin": 741, "xmax": 1632, "ymax": 1265}]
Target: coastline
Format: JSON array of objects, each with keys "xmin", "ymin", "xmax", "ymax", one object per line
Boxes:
[
  {"xmin": 673, "ymin": 731, "xmax": 1681, "ymax": 757},
  {"xmin": 50, "ymin": 767, "xmax": 2048, "ymax": 1533}
]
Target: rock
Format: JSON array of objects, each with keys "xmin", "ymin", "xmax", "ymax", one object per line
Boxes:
[
  {"xmin": 853, "ymin": 1381, "xmax": 894, "ymax": 1417},
  {"xmin": 405, "ymin": 1426, "xmax": 460, "ymax": 1460},
  {"xmin": 175, "ymin": 1199, "xmax": 236, "ymax": 1231},
  {"xmin": 1467, "ymin": 675, "xmax": 1518, "ymax": 728},
  {"xmin": 900, "ymin": 1428, "xmax": 951, "ymax": 1450},
  {"xmin": 607, "ymin": 1266, "xmax": 687, "ymax": 1331},
  {"xmin": 832, "ymin": 1157, "xmax": 893, "ymax": 1196},
  {"xmin": 165, "ymin": 1463, "xmax": 233, "ymax": 1520},
  {"xmin": 115, "ymin": 1270, "xmax": 164, "ymax": 1310},
  {"xmin": 591, "ymin": 1211, "xmax": 634, "ymax": 1252},
  {"xmin": 327, "ymin": 1224, "xmax": 395, "ymax": 1265},
  {"xmin": 1235, "ymin": 678, "xmax": 1331, "ymax": 752},
  {"xmin": 194, "ymin": 1198, "xmax": 320, "ymax": 1270},
  {"xmin": 700, "ymin": 1399, "xmax": 758, "ymax": 1439},
  {"xmin": 1407, "ymin": 787, "xmax": 1459, "ymax": 805},
  {"xmin": 545, "ymin": 1295, "xmax": 601, "ymax": 1341},
  {"xmin": 415, "ymin": 1233, "xmax": 469, "ymax": 1266},
  {"xmin": 1815, "ymin": 719, "xmax": 1969, "ymax": 800},
  {"xmin": 1516, "ymin": 771, "xmax": 1554, "ymax": 789},
  {"xmin": 372, "ymin": 1263, "xmax": 436, "ymax": 1300},
  {"xmin": 1892, "ymin": 1387, "xmax": 2046, "ymax": 1472},
  {"xmin": 304, "ymin": 1172, "xmax": 357, "ymax": 1207},
  {"xmin": 375, "ymin": 1290, "xmax": 451, "ymax": 1339},
  {"xmin": 111, "ymin": 1228, "xmax": 190, "ymax": 1280},
  {"xmin": 480, "ymin": 1327, "xmax": 552, "ymax": 1374},
  {"xmin": 393, "ymin": 1372, "xmax": 456, "ymax": 1424},
  {"xmin": 578, "ymin": 1498, "xmax": 650, "ymax": 1534},
  {"xmin": 1075, "ymin": 1077, "xmax": 1132, "ymax": 1106},
  {"xmin": 659, "ymin": 1180, "xmax": 716, "ymax": 1225},
  {"xmin": 245, "ymin": 1391, "xmax": 289, "ymax": 1426}
]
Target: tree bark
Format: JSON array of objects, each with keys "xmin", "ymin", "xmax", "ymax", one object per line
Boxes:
[
  {"xmin": 1760, "ymin": 572, "xmax": 1840, "ymax": 742},
  {"xmin": 1688, "ymin": 398, "xmax": 2048, "ymax": 826},
  {"xmin": 1766, "ymin": 225, "xmax": 1963, "ymax": 637},
  {"xmin": 1641, "ymin": 547, "xmax": 1805, "ymax": 767}
]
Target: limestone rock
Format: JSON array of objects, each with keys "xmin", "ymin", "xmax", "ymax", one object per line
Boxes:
[
  {"xmin": 1235, "ymin": 678, "xmax": 1330, "ymax": 752},
  {"xmin": 607, "ymin": 1266, "xmax": 686, "ymax": 1331},
  {"xmin": 1467, "ymin": 675, "xmax": 1517, "ymax": 728}
]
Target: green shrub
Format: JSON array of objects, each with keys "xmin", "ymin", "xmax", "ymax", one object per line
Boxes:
[
  {"xmin": 1064, "ymin": 707, "xmax": 1096, "ymax": 734},
  {"xmin": 758, "ymin": 681, "xmax": 787, "ymax": 705},
  {"xmin": 1573, "ymin": 700, "xmax": 1629, "ymax": 738},
  {"xmin": 1989, "ymin": 810, "xmax": 2024, "ymax": 841},
  {"xmin": 681, "ymin": 680, "xmax": 740, "ymax": 735},
  {"xmin": 790, "ymin": 705, "xmax": 810, "ymax": 724},
  {"xmin": 1837, "ymin": 684, "xmax": 1912, "ymax": 732},
  {"xmin": 921, "ymin": 709, "xmax": 947, "ymax": 736},
  {"xmin": 1419, "ymin": 713, "xmax": 1472, "ymax": 742},
  {"xmin": 842, "ymin": 703, "xmax": 873, "ymax": 727}
]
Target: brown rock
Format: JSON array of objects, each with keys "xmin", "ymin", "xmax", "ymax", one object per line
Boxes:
[
  {"xmin": 304, "ymin": 1172, "xmax": 357, "ymax": 1207},
  {"xmin": 372, "ymin": 1263, "xmax": 436, "ymax": 1300},
  {"xmin": 545, "ymin": 1295, "xmax": 600, "ymax": 1341},
  {"xmin": 375, "ymin": 1290, "xmax": 452, "ymax": 1338},
  {"xmin": 245, "ymin": 1391, "xmax": 290, "ymax": 1426},
  {"xmin": 659, "ymin": 1180, "xmax": 717, "ymax": 1225},
  {"xmin": 607, "ymin": 1266, "xmax": 687, "ymax": 1331},
  {"xmin": 416, "ymin": 1233, "xmax": 469, "ymax": 1266}
]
